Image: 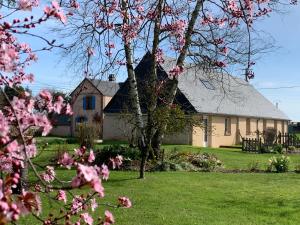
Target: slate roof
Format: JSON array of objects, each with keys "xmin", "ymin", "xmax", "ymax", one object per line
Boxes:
[
  {"xmin": 70, "ymin": 78, "xmax": 121, "ymax": 98},
  {"xmin": 89, "ymin": 79, "xmax": 121, "ymax": 97},
  {"xmin": 104, "ymin": 53, "xmax": 289, "ymax": 121}
]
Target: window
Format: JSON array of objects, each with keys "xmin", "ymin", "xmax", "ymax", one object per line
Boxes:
[
  {"xmin": 76, "ymin": 116, "xmax": 87, "ymax": 123},
  {"xmin": 282, "ymin": 121, "xmax": 285, "ymax": 134},
  {"xmin": 246, "ymin": 118, "xmax": 251, "ymax": 135},
  {"xmin": 225, "ymin": 117, "xmax": 231, "ymax": 136},
  {"xmin": 274, "ymin": 120, "xmax": 277, "ymax": 132},
  {"xmin": 83, "ymin": 96, "xmax": 95, "ymax": 110}
]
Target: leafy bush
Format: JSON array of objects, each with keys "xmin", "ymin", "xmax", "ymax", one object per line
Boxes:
[
  {"xmin": 273, "ymin": 144, "xmax": 283, "ymax": 154},
  {"xmin": 187, "ymin": 153, "xmax": 223, "ymax": 171},
  {"xmin": 248, "ymin": 161, "xmax": 260, "ymax": 172},
  {"xmin": 66, "ymin": 137, "xmax": 78, "ymax": 144},
  {"xmin": 267, "ymin": 155, "xmax": 290, "ymax": 173},
  {"xmin": 295, "ymin": 164, "xmax": 300, "ymax": 173},
  {"xmin": 288, "ymin": 146, "xmax": 296, "ymax": 152},
  {"xmin": 76, "ymin": 123, "xmax": 98, "ymax": 149},
  {"xmin": 162, "ymin": 151, "xmax": 223, "ymax": 172},
  {"xmin": 263, "ymin": 127, "xmax": 277, "ymax": 145},
  {"xmin": 94, "ymin": 144, "xmax": 140, "ymax": 166}
]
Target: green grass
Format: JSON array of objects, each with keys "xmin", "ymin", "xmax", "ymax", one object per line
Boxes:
[
  {"xmin": 20, "ymin": 171, "xmax": 300, "ymax": 225},
  {"xmin": 18, "ymin": 137, "xmax": 300, "ymax": 224},
  {"xmin": 163, "ymin": 145, "xmax": 300, "ymax": 171}
]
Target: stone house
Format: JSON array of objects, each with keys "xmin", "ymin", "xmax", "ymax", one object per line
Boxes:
[
  {"xmin": 55, "ymin": 76, "xmax": 121, "ymax": 137},
  {"xmin": 102, "ymin": 53, "xmax": 289, "ymax": 148}
]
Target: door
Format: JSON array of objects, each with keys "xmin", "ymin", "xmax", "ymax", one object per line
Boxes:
[{"xmin": 203, "ymin": 116, "xmax": 208, "ymax": 147}]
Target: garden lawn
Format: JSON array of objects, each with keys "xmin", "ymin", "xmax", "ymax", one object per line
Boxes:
[
  {"xmin": 19, "ymin": 137, "xmax": 300, "ymax": 224},
  {"xmin": 163, "ymin": 145, "xmax": 300, "ymax": 171},
  {"xmin": 34, "ymin": 137, "xmax": 300, "ymax": 171},
  {"xmin": 20, "ymin": 171, "xmax": 300, "ymax": 225}
]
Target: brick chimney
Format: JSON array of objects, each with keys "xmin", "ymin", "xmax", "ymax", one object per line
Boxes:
[{"xmin": 108, "ymin": 74, "xmax": 116, "ymax": 82}]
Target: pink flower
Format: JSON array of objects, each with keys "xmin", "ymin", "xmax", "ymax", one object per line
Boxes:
[
  {"xmin": 53, "ymin": 96, "xmax": 64, "ymax": 113},
  {"xmin": 0, "ymin": 111, "xmax": 10, "ymax": 144},
  {"xmin": 18, "ymin": 0, "xmax": 38, "ymax": 11},
  {"xmin": 169, "ymin": 65, "xmax": 184, "ymax": 77},
  {"xmin": 71, "ymin": 195, "xmax": 84, "ymax": 214},
  {"xmin": 87, "ymin": 47, "xmax": 95, "ymax": 56},
  {"xmin": 74, "ymin": 146, "xmax": 86, "ymax": 156},
  {"xmin": 104, "ymin": 210, "xmax": 115, "ymax": 225},
  {"xmin": 39, "ymin": 90, "xmax": 52, "ymax": 102},
  {"xmin": 6, "ymin": 140, "xmax": 19, "ymax": 153},
  {"xmin": 114, "ymin": 155, "xmax": 123, "ymax": 168},
  {"xmin": 58, "ymin": 152, "xmax": 74, "ymax": 169},
  {"xmin": 88, "ymin": 150, "xmax": 95, "ymax": 163},
  {"xmin": 90, "ymin": 198, "xmax": 98, "ymax": 212},
  {"xmin": 65, "ymin": 103, "xmax": 73, "ymax": 115},
  {"xmin": 56, "ymin": 190, "xmax": 67, "ymax": 203},
  {"xmin": 118, "ymin": 196, "xmax": 132, "ymax": 208},
  {"xmin": 40, "ymin": 166, "xmax": 55, "ymax": 183},
  {"xmin": 80, "ymin": 212, "xmax": 93, "ymax": 225},
  {"xmin": 91, "ymin": 179, "xmax": 104, "ymax": 197},
  {"xmin": 51, "ymin": 0, "xmax": 60, "ymax": 9},
  {"xmin": 0, "ymin": 179, "xmax": 3, "ymax": 199},
  {"xmin": 25, "ymin": 144, "xmax": 37, "ymax": 158},
  {"xmin": 101, "ymin": 164, "xmax": 109, "ymax": 180}
]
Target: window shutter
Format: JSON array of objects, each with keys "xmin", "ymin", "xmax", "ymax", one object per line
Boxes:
[
  {"xmin": 83, "ymin": 97, "xmax": 86, "ymax": 110},
  {"xmin": 91, "ymin": 96, "xmax": 96, "ymax": 109}
]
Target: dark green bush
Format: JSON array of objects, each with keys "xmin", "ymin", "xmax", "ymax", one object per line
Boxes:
[
  {"xmin": 267, "ymin": 155, "xmax": 290, "ymax": 173},
  {"xmin": 273, "ymin": 144, "xmax": 283, "ymax": 154},
  {"xmin": 94, "ymin": 144, "xmax": 140, "ymax": 166}
]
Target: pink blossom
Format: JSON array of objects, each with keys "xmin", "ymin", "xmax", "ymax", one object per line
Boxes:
[
  {"xmin": 39, "ymin": 90, "xmax": 52, "ymax": 102},
  {"xmin": 114, "ymin": 155, "xmax": 123, "ymax": 168},
  {"xmin": 71, "ymin": 195, "xmax": 84, "ymax": 214},
  {"xmin": 90, "ymin": 198, "xmax": 98, "ymax": 212},
  {"xmin": 88, "ymin": 150, "xmax": 95, "ymax": 163},
  {"xmin": 65, "ymin": 103, "xmax": 73, "ymax": 115},
  {"xmin": 58, "ymin": 152, "xmax": 74, "ymax": 169},
  {"xmin": 18, "ymin": 0, "xmax": 38, "ymax": 10},
  {"xmin": 101, "ymin": 164, "xmax": 109, "ymax": 180},
  {"xmin": 118, "ymin": 196, "xmax": 132, "ymax": 208},
  {"xmin": 87, "ymin": 47, "xmax": 95, "ymax": 56},
  {"xmin": 80, "ymin": 212, "xmax": 93, "ymax": 225},
  {"xmin": 40, "ymin": 166, "xmax": 55, "ymax": 183},
  {"xmin": 104, "ymin": 210, "xmax": 115, "ymax": 225},
  {"xmin": 0, "ymin": 111, "xmax": 9, "ymax": 144},
  {"xmin": 25, "ymin": 144, "xmax": 37, "ymax": 158},
  {"xmin": 56, "ymin": 190, "xmax": 67, "ymax": 203},
  {"xmin": 74, "ymin": 146, "xmax": 86, "ymax": 156},
  {"xmin": 169, "ymin": 65, "xmax": 184, "ymax": 77},
  {"xmin": 0, "ymin": 179, "xmax": 3, "ymax": 199},
  {"xmin": 53, "ymin": 95, "xmax": 64, "ymax": 113},
  {"xmin": 6, "ymin": 140, "xmax": 19, "ymax": 153}
]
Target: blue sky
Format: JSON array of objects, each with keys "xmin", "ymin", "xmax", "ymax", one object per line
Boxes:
[{"xmin": 24, "ymin": 4, "xmax": 300, "ymax": 121}]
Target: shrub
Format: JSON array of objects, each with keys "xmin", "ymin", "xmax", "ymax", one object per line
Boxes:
[
  {"xmin": 267, "ymin": 155, "xmax": 290, "ymax": 173},
  {"xmin": 76, "ymin": 123, "xmax": 98, "ymax": 149},
  {"xmin": 288, "ymin": 146, "xmax": 296, "ymax": 152},
  {"xmin": 263, "ymin": 127, "xmax": 277, "ymax": 145},
  {"xmin": 295, "ymin": 164, "xmax": 300, "ymax": 173},
  {"xmin": 248, "ymin": 161, "xmax": 260, "ymax": 172},
  {"xmin": 152, "ymin": 152, "xmax": 223, "ymax": 172},
  {"xmin": 94, "ymin": 144, "xmax": 140, "ymax": 166},
  {"xmin": 273, "ymin": 144, "xmax": 283, "ymax": 154}
]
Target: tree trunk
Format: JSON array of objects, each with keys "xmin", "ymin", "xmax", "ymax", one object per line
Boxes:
[
  {"xmin": 121, "ymin": 0, "xmax": 147, "ymax": 178},
  {"xmin": 151, "ymin": 0, "xmax": 204, "ymax": 150}
]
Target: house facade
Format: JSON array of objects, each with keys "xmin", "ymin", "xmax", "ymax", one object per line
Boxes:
[
  {"xmin": 103, "ymin": 54, "xmax": 289, "ymax": 148},
  {"xmin": 51, "ymin": 76, "xmax": 120, "ymax": 137}
]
